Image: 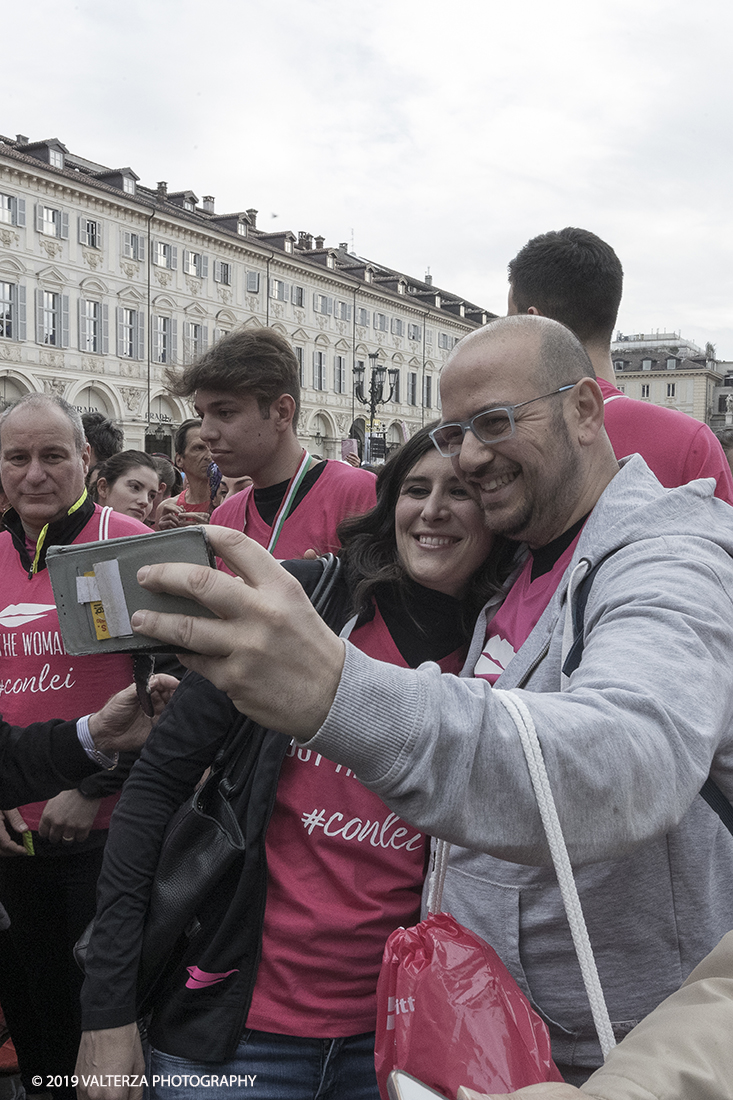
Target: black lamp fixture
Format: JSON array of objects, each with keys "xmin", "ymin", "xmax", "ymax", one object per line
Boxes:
[{"xmin": 353, "ymin": 351, "xmax": 398, "ymax": 462}]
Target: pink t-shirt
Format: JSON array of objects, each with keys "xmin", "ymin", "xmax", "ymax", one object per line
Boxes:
[
  {"xmin": 474, "ymin": 537, "xmax": 581, "ymax": 684},
  {"xmin": 247, "ymin": 606, "xmax": 465, "ymax": 1036},
  {"xmin": 0, "ymin": 506, "xmax": 149, "ymax": 830},
  {"xmin": 599, "ymin": 378, "xmax": 733, "ymax": 503},
  {"xmin": 210, "ymin": 461, "xmax": 377, "ymax": 560}
]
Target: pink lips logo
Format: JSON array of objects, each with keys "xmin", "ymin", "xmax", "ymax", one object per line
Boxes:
[{"xmin": 185, "ymin": 965, "xmax": 239, "ymax": 990}]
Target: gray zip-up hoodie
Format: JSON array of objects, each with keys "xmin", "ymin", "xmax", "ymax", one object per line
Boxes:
[{"xmin": 308, "ymin": 455, "xmax": 733, "ymax": 1072}]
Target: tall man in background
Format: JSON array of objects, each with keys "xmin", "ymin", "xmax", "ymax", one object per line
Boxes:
[{"xmin": 506, "ymin": 226, "xmax": 733, "ymax": 500}]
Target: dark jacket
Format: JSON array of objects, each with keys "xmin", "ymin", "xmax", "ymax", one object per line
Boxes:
[
  {"xmin": 81, "ymin": 559, "xmax": 350, "ymax": 1059},
  {"xmin": 0, "ymin": 715, "xmax": 99, "ymax": 807}
]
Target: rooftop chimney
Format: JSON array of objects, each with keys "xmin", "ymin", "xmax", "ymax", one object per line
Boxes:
[
  {"xmin": 298, "ymin": 231, "xmax": 313, "ymax": 250},
  {"xmin": 246, "ymin": 207, "xmax": 258, "ymax": 229},
  {"xmin": 314, "ymin": 235, "xmax": 325, "ymax": 250},
  {"xmin": 339, "ymin": 242, "xmax": 349, "ymax": 252},
  {"xmin": 203, "ymin": 195, "xmax": 215, "ymax": 213},
  {"xmin": 424, "ymin": 273, "xmax": 433, "ymax": 286},
  {"xmin": 16, "ymin": 134, "xmax": 28, "ymax": 145},
  {"xmin": 157, "ymin": 181, "xmax": 168, "ymax": 201}
]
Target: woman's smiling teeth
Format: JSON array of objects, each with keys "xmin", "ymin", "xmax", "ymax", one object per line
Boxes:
[{"xmin": 416, "ymin": 534, "xmax": 459, "ymax": 547}]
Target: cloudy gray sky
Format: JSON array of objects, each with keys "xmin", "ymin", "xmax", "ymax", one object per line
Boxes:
[{"xmin": 7, "ymin": 0, "xmax": 733, "ymax": 356}]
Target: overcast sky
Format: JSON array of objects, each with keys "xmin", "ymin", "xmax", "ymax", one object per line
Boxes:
[{"xmin": 6, "ymin": 0, "xmax": 733, "ymax": 357}]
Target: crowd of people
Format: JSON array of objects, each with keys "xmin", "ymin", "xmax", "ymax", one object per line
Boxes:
[{"xmin": 1, "ymin": 226, "xmax": 732, "ymax": 1100}]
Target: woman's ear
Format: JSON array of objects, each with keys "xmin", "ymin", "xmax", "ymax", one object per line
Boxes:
[{"xmin": 95, "ymin": 477, "xmax": 109, "ymax": 502}]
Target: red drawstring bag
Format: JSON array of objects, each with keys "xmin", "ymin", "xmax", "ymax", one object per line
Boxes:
[{"xmin": 375, "ymin": 911, "xmax": 564, "ymax": 1100}]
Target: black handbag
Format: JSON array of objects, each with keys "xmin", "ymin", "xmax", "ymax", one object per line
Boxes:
[{"xmin": 75, "ymin": 553, "xmax": 346, "ymax": 1010}]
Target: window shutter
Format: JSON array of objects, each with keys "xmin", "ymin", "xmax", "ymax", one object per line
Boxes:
[
  {"xmin": 170, "ymin": 318, "xmax": 177, "ymax": 363},
  {"xmin": 183, "ymin": 249, "xmax": 190, "ymax": 273},
  {"xmin": 16, "ymin": 198, "xmax": 26, "ymax": 228},
  {"xmin": 122, "ymin": 229, "xmax": 132, "ymax": 258},
  {"xmin": 213, "ymin": 327, "xmax": 222, "ymax": 343},
  {"xmin": 200, "ymin": 255, "xmax": 208, "ymax": 279},
  {"xmin": 169, "ymin": 246, "xmax": 178, "ymax": 270},
  {"xmin": 136, "ymin": 311, "xmax": 145, "ymax": 360},
  {"xmin": 213, "ymin": 259, "xmax": 221, "ymax": 283},
  {"xmin": 17, "ymin": 285, "xmax": 26, "ymax": 341},
  {"xmin": 116, "ymin": 306, "xmax": 125, "ymax": 355},
  {"xmin": 346, "ymin": 303, "xmax": 352, "ymax": 322},
  {"xmin": 35, "ymin": 204, "xmax": 44, "ymax": 233},
  {"xmin": 60, "ymin": 212, "xmax": 69, "ymax": 240},
  {"xmin": 35, "ymin": 289, "xmax": 43, "ymax": 342},
  {"xmin": 313, "ymin": 292, "xmax": 320, "ymax": 311},
  {"xmin": 96, "ymin": 221, "xmax": 103, "ymax": 251},
  {"xmin": 101, "ymin": 304, "xmax": 109, "ymax": 354},
  {"xmin": 137, "ymin": 234, "xmax": 145, "ymax": 262},
  {"xmin": 326, "ymin": 297, "xmax": 333, "ymax": 315},
  {"xmin": 61, "ymin": 295, "xmax": 70, "ymax": 348},
  {"xmin": 201, "ymin": 326, "xmax": 209, "ymax": 352},
  {"xmin": 78, "ymin": 216, "xmax": 86, "ymax": 245},
  {"xmin": 78, "ymin": 299, "xmax": 87, "ymax": 350},
  {"xmin": 152, "ymin": 316, "xmax": 159, "ymax": 362},
  {"xmin": 291, "ymin": 285, "xmax": 298, "ymax": 303}
]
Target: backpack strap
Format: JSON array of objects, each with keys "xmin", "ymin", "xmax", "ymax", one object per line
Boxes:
[{"xmin": 561, "ymin": 547, "xmax": 733, "ymax": 836}]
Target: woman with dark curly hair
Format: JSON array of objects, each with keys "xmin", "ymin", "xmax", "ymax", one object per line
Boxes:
[{"xmin": 78, "ymin": 425, "xmax": 515, "ymax": 1100}]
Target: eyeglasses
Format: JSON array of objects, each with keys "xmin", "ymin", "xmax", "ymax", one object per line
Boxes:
[{"xmin": 429, "ymin": 385, "xmax": 577, "ymax": 457}]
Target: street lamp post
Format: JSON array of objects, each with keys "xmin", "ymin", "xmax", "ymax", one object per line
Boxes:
[{"xmin": 353, "ymin": 352, "xmax": 399, "ymax": 463}]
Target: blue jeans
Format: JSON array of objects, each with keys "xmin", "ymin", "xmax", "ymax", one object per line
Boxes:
[{"xmin": 147, "ymin": 1029, "xmax": 380, "ymax": 1100}]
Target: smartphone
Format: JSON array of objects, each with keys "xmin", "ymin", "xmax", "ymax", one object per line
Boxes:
[
  {"xmin": 387, "ymin": 1070, "xmax": 449, "ymax": 1100},
  {"xmin": 47, "ymin": 526, "xmax": 218, "ymax": 655}
]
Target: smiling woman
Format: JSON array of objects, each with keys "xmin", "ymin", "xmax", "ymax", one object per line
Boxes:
[{"xmin": 93, "ymin": 450, "xmax": 161, "ymax": 523}]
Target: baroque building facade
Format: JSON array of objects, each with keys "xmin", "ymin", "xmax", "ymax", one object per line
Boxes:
[
  {"xmin": 0, "ymin": 133, "xmax": 495, "ymax": 460},
  {"xmin": 611, "ymin": 331, "xmax": 727, "ymax": 428}
]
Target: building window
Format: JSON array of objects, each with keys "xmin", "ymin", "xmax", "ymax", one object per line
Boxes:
[
  {"xmin": 313, "ymin": 350, "xmax": 326, "ymax": 390},
  {"xmin": 183, "ymin": 250, "xmax": 208, "ymax": 278},
  {"xmin": 246, "ymin": 271, "xmax": 260, "ymax": 293},
  {"xmin": 423, "ymin": 375, "xmax": 432, "ymax": 408},
  {"xmin": 121, "ymin": 230, "xmax": 145, "ymax": 261},
  {"xmin": 122, "ymin": 177, "xmax": 136, "ymax": 196},
  {"xmin": 237, "ymin": 223, "xmax": 248, "ymax": 236},
  {"xmin": 35, "ymin": 290, "xmax": 69, "ymax": 347},
  {"xmin": 641, "ymin": 358, "xmax": 652, "ymax": 371},
  {"xmin": 667, "ymin": 383, "xmax": 676, "ymax": 398},
  {"xmin": 334, "ymin": 354, "xmax": 346, "ymax": 394},
  {"xmin": 48, "ymin": 148, "xmax": 64, "ymax": 169},
  {"xmin": 79, "ymin": 299, "xmax": 109, "ymax": 354},
  {"xmin": 613, "ymin": 359, "xmax": 625, "ymax": 370},
  {"xmin": 438, "ymin": 332, "xmax": 452, "ymax": 350},
  {"xmin": 0, "ymin": 282, "xmax": 26, "ymax": 341},
  {"xmin": 314, "ymin": 293, "xmax": 332, "ymax": 315},
  {"xmin": 184, "ymin": 321, "xmax": 208, "ymax": 361},
  {"xmin": 294, "ymin": 345, "xmax": 304, "ymax": 385},
  {"xmin": 78, "ymin": 217, "xmax": 102, "ymax": 249},
  {"xmin": 334, "ymin": 300, "xmax": 352, "ymax": 322},
  {"xmin": 184, "ymin": 200, "xmax": 195, "ymax": 212},
  {"xmin": 356, "ymin": 307, "xmax": 369, "ymax": 327},
  {"xmin": 35, "ymin": 204, "xmax": 69, "ymax": 239},
  {"xmin": 270, "ymin": 278, "xmax": 287, "ymax": 301},
  {"xmin": 153, "ymin": 315, "xmax": 177, "ymax": 363},
  {"xmin": 617, "ymin": 385, "xmax": 625, "ymax": 394},
  {"xmin": 391, "ymin": 317, "xmax": 404, "ymax": 337},
  {"xmin": 373, "ymin": 311, "xmax": 388, "ymax": 332},
  {"xmin": 641, "ymin": 384, "xmax": 650, "ymax": 398},
  {"xmin": 153, "ymin": 241, "xmax": 177, "ymax": 269},
  {"xmin": 425, "ymin": 329, "xmax": 433, "ymax": 346},
  {"xmin": 213, "ymin": 260, "xmax": 232, "ymax": 285},
  {"xmin": 0, "ymin": 193, "xmax": 25, "ymax": 227},
  {"xmin": 407, "ymin": 322, "xmax": 421, "ymax": 341},
  {"xmin": 117, "ymin": 307, "xmax": 144, "ymax": 359},
  {"xmin": 291, "ymin": 285, "xmax": 305, "ymax": 307},
  {"xmin": 407, "ymin": 372, "xmax": 418, "ymax": 406},
  {"xmin": 666, "ymin": 357, "xmax": 677, "ymax": 370}
]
